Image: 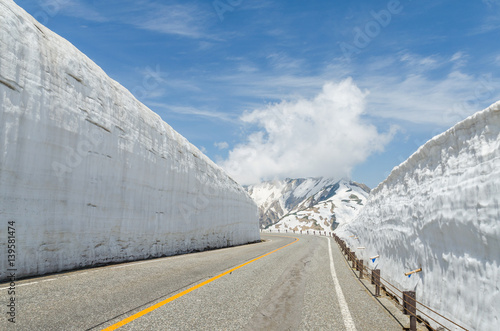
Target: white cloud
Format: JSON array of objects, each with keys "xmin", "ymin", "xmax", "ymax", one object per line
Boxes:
[
  {"xmin": 363, "ymin": 70, "xmax": 500, "ymax": 126},
  {"xmin": 450, "ymin": 51, "xmax": 468, "ymax": 68},
  {"xmin": 129, "ymin": 3, "xmax": 209, "ymax": 38},
  {"xmin": 41, "ymin": 0, "xmax": 108, "ymax": 22},
  {"xmin": 219, "ymin": 79, "xmax": 395, "ymax": 185},
  {"xmin": 483, "ymin": 0, "xmax": 500, "ymax": 7},
  {"xmin": 147, "ymin": 103, "xmax": 236, "ymax": 123},
  {"xmin": 214, "ymin": 141, "xmax": 229, "ymax": 150},
  {"xmin": 266, "ymin": 52, "xmax": 304, "ymax": 71},
  {"xmin": 399, "ymin": 52, "xmax": 439, "ymax": 71},
  {"xmin": 495, "ymin": 55, "xmax": 500, "ymax": 66},
  {"xmin": 469, "ymin": 19, "xmax": 500, "ymax": 35},
  {"xmin": 209, "ymin": 52, "xmax": 500, "ymax": 129},
  {"xmin": 470, "ymin": 1, "xmax": 500, "ymax": 35},
  {"xmin": 37, "ymin": 1, "xmax": 211, "ymax": 38},
  {"xmin": 451, "ymin": 52, "xmax": 464, "ymax": 62}
]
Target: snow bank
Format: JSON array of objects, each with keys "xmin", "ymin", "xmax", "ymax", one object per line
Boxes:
[
  {"xmin": 337, "ymin": 101, "xmax": 500, "ymax": 330},
  {"xmin": 0, "ymin": 0, "xmax": 259, "ymax": 282}
]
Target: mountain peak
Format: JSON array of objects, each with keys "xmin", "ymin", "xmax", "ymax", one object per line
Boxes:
[{"xmin": 245, "ymin": 177, "xmax": 370, "ymax": 230}]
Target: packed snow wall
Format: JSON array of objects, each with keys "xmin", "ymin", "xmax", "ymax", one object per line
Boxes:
[
  {"xmin": 337, "ymin": 101, "xmax": 500, "ymax": 331},
  {"xmin": 0, "ymin": 0, "xmax": 259, "ymax": 282}
]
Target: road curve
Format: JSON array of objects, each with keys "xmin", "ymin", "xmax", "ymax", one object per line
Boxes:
[{"xmin": 0, "ymin": 234, "xmax": 402, "ymax": 330}]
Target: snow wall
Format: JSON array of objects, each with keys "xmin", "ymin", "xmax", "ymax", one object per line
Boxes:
[
  {"xmin": 0, "ymin": 0, "xmax": 259, "ymax": 282},
  {"xmin": 337, "ymin": 101, "xmax": 500, "ymax": 331}
]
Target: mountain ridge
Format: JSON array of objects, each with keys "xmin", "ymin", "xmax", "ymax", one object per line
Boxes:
[{"xmin": 245, "ymin": 177, "xmax": 370, "ymax": 231}]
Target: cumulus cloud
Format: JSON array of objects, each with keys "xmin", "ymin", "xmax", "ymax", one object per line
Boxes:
[{"xmin": 219, "ymin": 78, "xmax": 396, "ymax": 185}]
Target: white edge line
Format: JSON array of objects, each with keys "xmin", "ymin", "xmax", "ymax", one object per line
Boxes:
[{"xmin": 326, "ymin": 237, "xmax": 357, "ymax": 331}]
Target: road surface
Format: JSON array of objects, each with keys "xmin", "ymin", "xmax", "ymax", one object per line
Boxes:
[{"xmin": 1, "ymin": 234, "xmax": 402, "ymax": 330}]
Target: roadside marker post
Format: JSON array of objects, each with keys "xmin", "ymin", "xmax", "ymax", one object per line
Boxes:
[
  {"xmin": 373, "ymin": 269, "xmax": 381, "ymax": 296},
  {"xmin": 404, "ymin": 268, "xmax": 422, "ymax": 278}
]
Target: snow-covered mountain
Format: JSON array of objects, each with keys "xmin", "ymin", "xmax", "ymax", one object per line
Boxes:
[
  {"xmin": 246, "ymin": 178, "xmax": 370, "ymax": 231},
  {"xmin": 337, "ymin": 101, "xmax": 500, "ymax": 331},
  {"xmin": 0, "ymin": 0, "xmax": 258, "ymax": 282}
]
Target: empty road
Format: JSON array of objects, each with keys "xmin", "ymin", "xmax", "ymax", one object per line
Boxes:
[{"xmin": 1, "ymin": 234, "xmax": 402, "ymax": 330}]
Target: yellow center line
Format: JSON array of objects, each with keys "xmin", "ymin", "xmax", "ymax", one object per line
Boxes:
[{"xmin": 102, "ymin": 235, "xmax": 299, "ymax": 330}]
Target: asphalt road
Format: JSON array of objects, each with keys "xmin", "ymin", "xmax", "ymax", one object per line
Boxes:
[{"xmin": 1, "ymin": 234, "xmax": 402, "ymax": 330}]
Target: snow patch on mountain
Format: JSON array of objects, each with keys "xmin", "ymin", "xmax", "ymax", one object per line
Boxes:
[
  {"xmin": 246, "ymin": 178, "xmax": 369, "ymax": 231},
  {"xmin": 276, "ymin": 180, "xmax": 368, "ymax": 232},
  {"xmin": 337, "ymin": 101, "xmax": 500, "ymax": 331}
]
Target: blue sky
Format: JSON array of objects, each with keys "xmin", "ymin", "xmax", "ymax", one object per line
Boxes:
[{"xmin": 15, "ymin": 0, "xmax": 500, "ymax": 187}]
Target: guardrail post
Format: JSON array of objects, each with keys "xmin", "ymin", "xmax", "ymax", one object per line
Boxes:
[
  {"xmin": 403, "ymin": 291, "xmax": 409, "ymax": 314},
  {"xmin": 403, "ymin": 291, "xmax": 416, "ymax": 331},
  {"xmin": 358, "ymin": 259, "xmax": 363, "ymax": 278},
  {"xmin": 352, "ymin": 253, "xmax": 357, "ymax": 268},
  {"xmin": 373, "ymin": 269, "xmax": 380, "ymax": 296}
]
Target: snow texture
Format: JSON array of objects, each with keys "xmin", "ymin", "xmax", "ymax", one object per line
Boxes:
[
  {"xmin": 337, "ymin": 101, "xmax": 500, "ymax": 331},
  {"xmin": 0, "ymin": 0, "xmax": 259, "ymax": 282}
]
